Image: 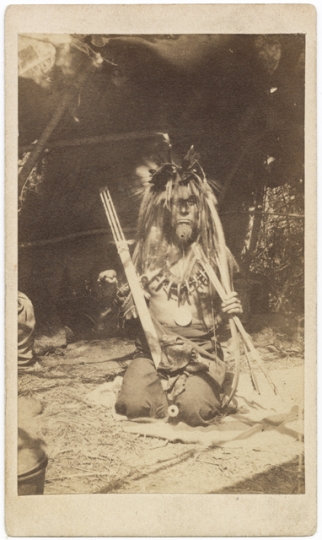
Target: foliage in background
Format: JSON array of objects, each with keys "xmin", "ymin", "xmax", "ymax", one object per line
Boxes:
[
  {"xmin": 18, "ymin": 153, "xmax": 47, "ymax": 212},
  {"xmin": 250, "ymin": 179, "xmax": 304, "ymax": 315}
]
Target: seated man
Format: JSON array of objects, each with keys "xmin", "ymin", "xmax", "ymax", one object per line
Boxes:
[{"xmin": 99, "ymin": 148, "xmax": 242, "ymax": 426}]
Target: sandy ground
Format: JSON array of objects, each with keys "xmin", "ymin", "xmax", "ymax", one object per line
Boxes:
[{"xmin": 18, "ymin": 314, "xmax": 304, "ymax": 495}]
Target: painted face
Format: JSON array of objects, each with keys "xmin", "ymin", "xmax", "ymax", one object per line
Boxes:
[{"xmin": 170, "ymin": 184, "xmax": 199, "ymax": 245}]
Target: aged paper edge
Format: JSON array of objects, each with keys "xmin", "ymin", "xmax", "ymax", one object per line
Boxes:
[{"xmin": 5, "ymin": 4, "xmax": 317, "ymax": 537}]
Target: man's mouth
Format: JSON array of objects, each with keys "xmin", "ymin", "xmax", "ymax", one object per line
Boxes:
[{"xmin": 176, "ymin": 219, "xmax": 192, "ymax": 225}]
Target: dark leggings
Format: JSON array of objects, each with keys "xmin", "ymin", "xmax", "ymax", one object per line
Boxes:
[{"xmin": 115, "ymin": 356, "xmax": 222, "ymax": 427}]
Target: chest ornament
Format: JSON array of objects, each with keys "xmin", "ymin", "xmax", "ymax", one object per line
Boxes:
[
  {"xmin": 155, "ymin": 267, "xmax": 208, "ymax": 298},
  {"xmin": 152, "ymin": 266, "xmax": 210, "ymax": 326}
]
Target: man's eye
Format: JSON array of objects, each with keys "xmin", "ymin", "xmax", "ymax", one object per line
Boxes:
[{"xmin": 170, "ymin": 197, "xmax": 196, "ymax": 207}]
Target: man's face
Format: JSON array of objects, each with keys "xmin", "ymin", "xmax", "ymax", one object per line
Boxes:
[{"xmin": 170, "ymin": 185, "xmax": 199, "ymax": 245}]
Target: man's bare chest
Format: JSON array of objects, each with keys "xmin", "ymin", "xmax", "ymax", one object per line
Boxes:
[{"xmin": 147, "ymin": 274, "xmax": 216, "ymax": 327}]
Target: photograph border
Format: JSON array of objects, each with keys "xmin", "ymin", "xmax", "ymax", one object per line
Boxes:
[{"xmin": 5, "ymin": 4, "xmax": 317, "ymax": 536}]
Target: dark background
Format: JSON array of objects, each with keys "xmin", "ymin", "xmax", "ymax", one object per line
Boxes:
[{"xmin": 18, "ymin": 34, "xmax": 305, "ymax": 351}]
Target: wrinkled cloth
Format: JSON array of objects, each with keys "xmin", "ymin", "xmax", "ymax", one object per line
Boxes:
[
  {"xmin": 134, "ymin": 323, "xmax": 226, "ymax": 387},
  {"xmin": 115, "ymin": 324, "xmax": 225, "ymax": 427},
  {"xmin": 158, "ymin": 335, "xmax": 200, "ymax": 372},
  {"xmin": 18, "ymin": 292, "xmax": 36, "ymax": 366}
]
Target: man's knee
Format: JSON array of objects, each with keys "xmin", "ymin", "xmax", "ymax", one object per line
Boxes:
[
  {"xmin": 115, "ymin": 391, "xmax": 167, "ymax": 419},
  {"xmin": 115, "ymin": 394, "xmax": 151, "ymax": 418},
  {"xmin": 115, "ymin": 356, "xmax": 168, "ymax": 419},
  {"xmin": 175, "ymin": 373, "xmax": 222, "ymax": 426}
]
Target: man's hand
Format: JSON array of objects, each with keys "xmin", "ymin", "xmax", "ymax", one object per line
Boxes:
[
  {"xmin": 220, "ymin": 291, "xmax": 243, "ymax": 319},
  {"xmin": 97, "ymin": 270, "xmax": 118, "ymax": 285}
]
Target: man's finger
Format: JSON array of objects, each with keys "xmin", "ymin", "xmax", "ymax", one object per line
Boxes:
[
  {"xmin": 221, "ymin": 299, "xmax": 242, "ymax": 309},
  {"xmin": 224, "ymin": 291, "xmax": 238, "ymax": 298},
  {"xmin": 221, "ymin": 302, "xmax": 243, "ymax": 313},
  {"xmin": 221, "ymin": 292, "xmax": 238, "ymax": 303},
  {"xmin": 225, "ymin": 307, "xmax": 243, "ymax": 314}
]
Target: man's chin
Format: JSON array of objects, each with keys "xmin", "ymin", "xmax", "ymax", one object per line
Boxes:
[{"xmin": 174, "ymin": 223, "xmax": 195, "ymax": 244}]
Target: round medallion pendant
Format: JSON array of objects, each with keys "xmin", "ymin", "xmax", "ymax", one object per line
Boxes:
[{"xmin": 174, "ymin": 305, "xmax": 192, "ymax": 327}]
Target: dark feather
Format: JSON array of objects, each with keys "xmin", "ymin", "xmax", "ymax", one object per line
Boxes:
[
  {"xmin": 149, "ymin": 163, "xmax": 177, "ymax": 191},
  {"xmin": 182, "ymin": 145, "xmax": 200, "ymax": 172}
]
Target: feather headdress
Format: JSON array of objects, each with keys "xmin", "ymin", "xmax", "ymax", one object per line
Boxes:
[{"xmin": 133, "ymin": 146, "xmax": 231, "ymax": 290}]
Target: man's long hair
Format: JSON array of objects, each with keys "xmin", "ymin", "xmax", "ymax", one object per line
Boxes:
[{"xmin": 133, "ymin": 147, "xmax": 231, "ymax": 286}]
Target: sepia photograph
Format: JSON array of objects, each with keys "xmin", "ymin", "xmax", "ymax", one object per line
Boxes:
[{"xmin": 5, "ymin": 4, "xmax": 316, "ymax": 537}]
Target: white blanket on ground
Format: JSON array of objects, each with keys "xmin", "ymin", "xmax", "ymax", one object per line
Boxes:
[{"xmin": 86, "ymin": 366, "xmax": 303, "ymax": 449}]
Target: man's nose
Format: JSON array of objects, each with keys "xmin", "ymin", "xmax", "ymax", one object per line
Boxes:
[{"xmin": 179, "ymin": 201, "xmax": 189, "ymax": 214}]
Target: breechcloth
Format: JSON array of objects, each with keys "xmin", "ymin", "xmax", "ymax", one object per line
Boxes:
[
  {"xmin": 115, "ymin": 325, "xmax": 226, "ymax": 427},
  {"xmin": 18, "ymin": 292, "xmax": 36, "ymax": 367}
]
